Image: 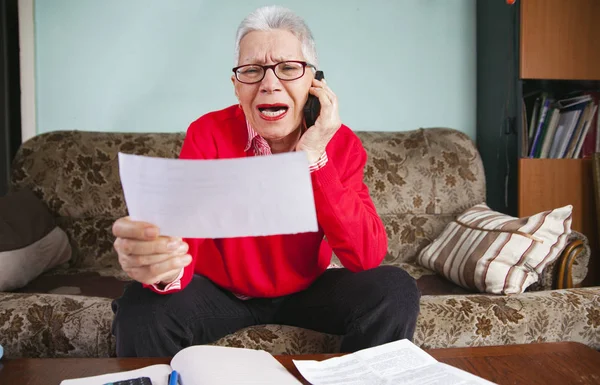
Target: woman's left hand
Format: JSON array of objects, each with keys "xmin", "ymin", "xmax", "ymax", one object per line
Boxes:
[{"xmin": 296, "ymin": 78, "xmax": 342, "ymax": 164}]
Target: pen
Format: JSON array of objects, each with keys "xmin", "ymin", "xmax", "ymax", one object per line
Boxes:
[{"xmin": 168, "ymin": 370, "xmax": 179, "ymax": 385}]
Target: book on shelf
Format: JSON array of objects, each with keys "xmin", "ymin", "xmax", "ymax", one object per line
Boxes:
[
  {"xmin": 528, "ymin": 93, "xmax": 552, "ymax": 158},
  {"xmin": 583, "ymin": 92, "xmax": 600, "ymax": 158},
  {"xmin": 522, "ymin": 91, "xmax": 599, "ymax": 159},
  {"xmin": 59, "ymin": 340, "xmax": 496, "ymax": 385}
]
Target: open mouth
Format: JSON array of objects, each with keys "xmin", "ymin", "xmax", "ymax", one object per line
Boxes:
[{"xmin": 257, "ymin": 104, "xmax": 289, "ymax": 121}]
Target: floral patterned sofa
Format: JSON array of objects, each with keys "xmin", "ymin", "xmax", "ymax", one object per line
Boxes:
[{"xmin": 2, "ymin": 127, "xmax": 599, "ymax": 358}]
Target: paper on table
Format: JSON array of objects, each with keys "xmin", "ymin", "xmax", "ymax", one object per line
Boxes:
[
  {"xmin": 293, "ymin": 339, "xmax": 497, "ymax": 385},
  {"xmin": 118, "ymin": 152, "xmax": 318, "ymax": 238}
]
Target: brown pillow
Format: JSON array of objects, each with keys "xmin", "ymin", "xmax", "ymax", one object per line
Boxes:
[
  {"xmin": 0, "ymin": 189, "xmax": 71, "ymax": 291},
  {"xmin": 417, "ymin": 203, "xmax": 572, "ymax": 294}
]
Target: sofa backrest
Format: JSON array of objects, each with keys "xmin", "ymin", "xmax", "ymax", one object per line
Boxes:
[
  {"xmin": 10, "ymin": 128, "xmax": 485, "ymax": 272},
  {"xmin": 354, "ymin": 129, "xmax": 485, "ymax": 267}
]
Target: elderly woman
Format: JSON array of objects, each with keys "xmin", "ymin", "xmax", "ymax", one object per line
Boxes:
[{"xmin": 111, "ymin": 5, "xmax": 420, "ymax": 357}]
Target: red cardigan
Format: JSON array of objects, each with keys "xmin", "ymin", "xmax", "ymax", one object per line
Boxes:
[{"xmin": 150, "ymin": 105, "xmax": 387, "ymax": 297}]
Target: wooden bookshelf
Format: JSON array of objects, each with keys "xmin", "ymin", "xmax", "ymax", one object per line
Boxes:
[
  {"xmin": 478, "ymin": 0, "xmax": 600, "ymax": 286},
  {"xmin": 520, "ymin": 0, "xmax": 600, "ymax": 80},
  {"xmin": 519, "ymin": 0, "xmax": 600, "ymax": 286}
]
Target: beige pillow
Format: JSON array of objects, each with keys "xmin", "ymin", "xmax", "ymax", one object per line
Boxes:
[
  {"xmin": 0, "ymin": 189, "xmax": 72, "ymax": 291},
  {"xmin": 417, "ymin": 203, "xmax": 572, "ymax": 294},
  {"xmin": 0, "ymin": 227, "xmax": 71, "ymax": 291}
]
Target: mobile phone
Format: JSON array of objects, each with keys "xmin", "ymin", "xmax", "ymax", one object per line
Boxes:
[
  {"xmin": 303, "ymin": 70, "xmax": 325, "ymax": 129},
  {"xmin": 104, "ymin": 377, "xmax": 153, "ymax": 385}
]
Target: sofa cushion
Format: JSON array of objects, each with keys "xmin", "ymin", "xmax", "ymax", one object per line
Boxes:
[
  {"xmin": 0, "ymin": 189, "xmax": 71, "ymax": 291},
  {"xmin": 2, "ymin": 287, "xmax": 599, "ymax": 358},
  {"xmin": 0, "ymin": 292, "xmax": 116, "ymax": 358},
  {"xmin": 417, "ymin": 203, "xmax": 573, "ymax": 294}
]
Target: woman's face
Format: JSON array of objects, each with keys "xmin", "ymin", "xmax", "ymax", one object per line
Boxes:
[{"xmin": 233, "ymin": 29, "xmax": 313, "ymax": 142}]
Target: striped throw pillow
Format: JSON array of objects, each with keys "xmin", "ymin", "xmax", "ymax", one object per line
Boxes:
[{"xmin": 417, "ymin": 203, "xmax": 573, "ymax": 294}]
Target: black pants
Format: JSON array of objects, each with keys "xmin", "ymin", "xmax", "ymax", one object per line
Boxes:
[{"xmin": 111, "ymin": 266, "xmax": 421, "ymax": 357}]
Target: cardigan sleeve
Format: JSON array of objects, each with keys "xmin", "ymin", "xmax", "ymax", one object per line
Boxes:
[{"xmin": 310, "ymin": 135, "xmax": 387, "ymax": 271}]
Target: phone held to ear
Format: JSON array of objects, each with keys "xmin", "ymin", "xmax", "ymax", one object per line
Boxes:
[{"xmin": 303, "ymin": 70, "xmax": 325, "ymax": 129}]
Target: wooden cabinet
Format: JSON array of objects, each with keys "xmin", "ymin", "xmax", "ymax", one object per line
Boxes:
[
  {"xmin": 518, "ymin": 158, "xmax": 596, "ymax": 236},
  {"xmin": 520, "ymin": 0, "xmax": 600, "ymax": 80}
]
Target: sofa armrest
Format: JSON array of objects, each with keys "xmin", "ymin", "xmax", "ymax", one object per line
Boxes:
[
  {"xmin": 530, "ymin": 230, "xmax": 590, "ymax": 291},
  {"xmin": 555, "ymin": 238, "xmax": 585, "ymax": 289}
]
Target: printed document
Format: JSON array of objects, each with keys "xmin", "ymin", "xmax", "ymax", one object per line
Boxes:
[
  {"xmin": 293, "ymin": 339, "xmax": 497, "ymax": 385},
  {"xmin": 118, "ymin": 152, "xmax": 318, "ymax": 238}
]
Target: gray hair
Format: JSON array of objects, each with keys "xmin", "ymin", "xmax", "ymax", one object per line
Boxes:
[{"xmin": 234, "ymin": 5, "xmax": 318, "ymax": 68}]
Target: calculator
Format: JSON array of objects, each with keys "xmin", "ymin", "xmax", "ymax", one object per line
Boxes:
[{"xmin": 103, "ymin": 377, "xmax": 152, "ymax": 385}]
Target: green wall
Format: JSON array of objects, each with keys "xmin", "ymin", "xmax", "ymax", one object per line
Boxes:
[{"xmin": 35, "ymin": 0, "xmax": 476, "ymax": 137}]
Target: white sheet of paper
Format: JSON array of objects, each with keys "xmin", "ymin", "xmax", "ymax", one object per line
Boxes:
[
  {"xmin": 293, "ymin": 340, "xmax": 497, "ymax": 385},
  {"xmin": 118, "ymin": 152, "xmax": 318, "ymax": 238}
]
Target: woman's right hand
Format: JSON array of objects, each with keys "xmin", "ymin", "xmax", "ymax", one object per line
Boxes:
[{"xmin": 112, "ymin": 217, "xmax": 192, "ymax": 285}]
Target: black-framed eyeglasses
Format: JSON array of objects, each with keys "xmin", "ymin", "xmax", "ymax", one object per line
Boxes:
[{"xmin": 232, "ymin": 60, "xmax": 316, "ymax": 84}]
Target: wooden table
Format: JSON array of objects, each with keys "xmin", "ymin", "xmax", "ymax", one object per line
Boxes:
[{"xmin": 0, "ymin": 342, "xmax": 599, "ymax": 384}]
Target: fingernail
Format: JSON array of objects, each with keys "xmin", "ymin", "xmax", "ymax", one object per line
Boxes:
[
  {"xmin": 167, "ymin": 241, "xmax": 181, "ymax": 251},
  {"xmin": 176, "ymin": 242, "xmax": 188, "ymax": 253},
  {"xmin": 180, "ymin": 254, "xmax": 192, "ymax": 266},
  {"xmin": 145, "ymin": 227, "xmax": 159, "ymax": 238}
]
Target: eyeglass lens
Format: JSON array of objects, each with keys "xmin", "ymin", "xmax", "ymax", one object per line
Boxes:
[{"xmin": 236, "ymin": 62, "xmax": 305, "ymax": 83}]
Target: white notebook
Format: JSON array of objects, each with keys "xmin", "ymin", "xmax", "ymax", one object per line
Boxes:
[{"xmin": 60, "ymin": 345, "xmax": 302, "ymax": 385}]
